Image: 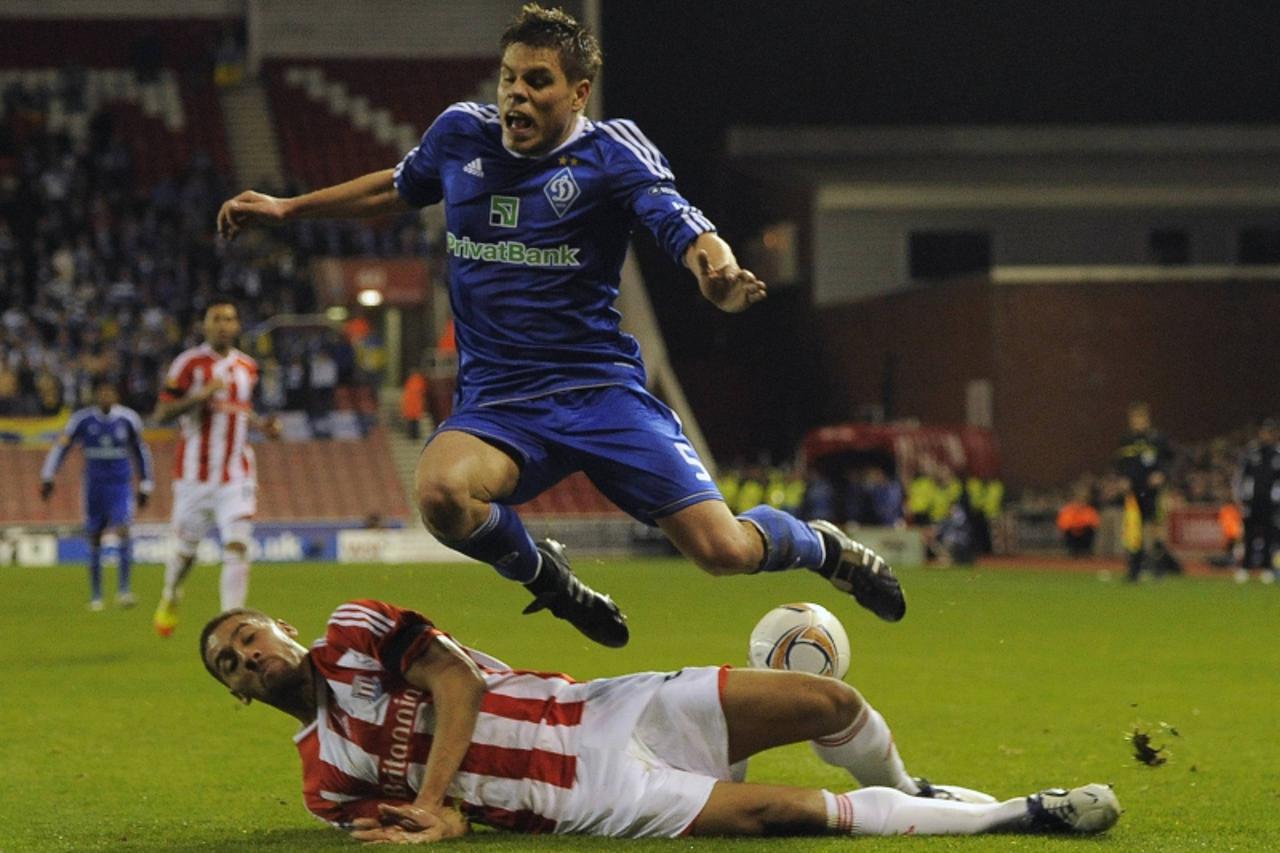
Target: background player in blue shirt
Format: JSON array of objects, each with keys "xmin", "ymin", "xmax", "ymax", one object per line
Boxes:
[
  {"xmin": 41, "ymin": 376, "xmax": 155, "ymax": 610},
  {"xmin": 216, "ymin": 4, "xmax": 903, "ymax": 646}
]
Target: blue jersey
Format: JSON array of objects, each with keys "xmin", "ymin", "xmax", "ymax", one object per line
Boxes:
[
  {"xmin": 41, "ymin": 405, "xmax": 155, "ymax": 490},
  {"xmin": 393, "ymin": 103, "xmax": 715, "ymax": 408}
]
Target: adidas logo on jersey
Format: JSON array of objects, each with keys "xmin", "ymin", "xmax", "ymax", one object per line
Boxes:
[{"xmin": 464, "ymin": 158, "xmax": 485, "ymax": 178}]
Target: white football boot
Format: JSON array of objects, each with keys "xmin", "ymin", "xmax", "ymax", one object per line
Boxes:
[{"xmin": 1026, "ymin": 783, "xmax": 1122, "ymax": 834}]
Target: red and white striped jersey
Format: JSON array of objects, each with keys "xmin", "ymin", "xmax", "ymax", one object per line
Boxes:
[
  {"xmin": 297, "ymin": 600, "xmax": 592, "ymax": 834},
  {"xmin": 160, "ymin": 344, "xmax": 259, "ymax": 484}
]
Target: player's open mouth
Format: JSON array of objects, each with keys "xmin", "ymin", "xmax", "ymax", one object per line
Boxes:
[{"xmin": 505, "ymin": 112, "xmax": 534, "ymax": 134}]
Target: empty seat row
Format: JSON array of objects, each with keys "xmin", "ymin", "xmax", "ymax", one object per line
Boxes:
[{"xmin": 0, "ymin": 430, "xmax": 409, "ymax": 526}]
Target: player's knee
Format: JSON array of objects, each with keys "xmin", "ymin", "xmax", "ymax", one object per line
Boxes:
[
  {"xmin": 818, "ymin": 679, "xmax": 863, "ymax": 730},
  {"xmin": 788, "ymin": 672, "xmax": 862, "ymax": 732},
  {"xmin": 415, "ymin": 472, "xmax": 472, "ymax": 536}
]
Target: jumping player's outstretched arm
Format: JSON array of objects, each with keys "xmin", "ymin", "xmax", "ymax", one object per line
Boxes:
[
  {"xmin": 216, "ymin": 168, "xmax": 410, "ymax": 240},
  {"xmin": 685, "ymin": 232, "xmax": 768, "ymax": 314}
]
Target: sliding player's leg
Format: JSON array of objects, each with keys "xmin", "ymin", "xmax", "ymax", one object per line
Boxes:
[
  {"xmin": 719, "ymin": 668, "xmax": 937, "ymax": 795},
  {"xmin": 690, "ymin": 780, "xmax": 1120, "ymax": 837},
  {"xmin": 622, "ymin": 666, "xmax": 1099, "ymax": 839}
]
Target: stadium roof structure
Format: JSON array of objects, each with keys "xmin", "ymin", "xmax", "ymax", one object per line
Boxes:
[{"xmin": 727, "ymin": 123, "xmax": 1280, "ymax": 209}]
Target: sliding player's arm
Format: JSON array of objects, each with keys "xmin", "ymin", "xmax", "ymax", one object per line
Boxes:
[
  {"xmin": 348, "ymin": 806, "xmax": 470, "ymax": 844},
  {"xmin": 303, "ymin": 790, "xmax": 467, "ymax": 842},
  {"xmin": 369, "ymin": 634, "xmax": 483, "ymax": 842},
  {"xmin": 217, "ymin": 169, "xmax": 409, "ymax": 240}
]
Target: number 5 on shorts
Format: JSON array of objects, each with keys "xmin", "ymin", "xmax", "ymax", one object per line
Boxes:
[{"xmin": 675, "ymin": 442, "xmax": 712, "ymax": 482}]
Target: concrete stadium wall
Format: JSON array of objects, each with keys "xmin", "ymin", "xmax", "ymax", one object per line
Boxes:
[
  {"xmin": 0, "ymin": 1, "xmax": 238, "ymax": 16},
  {"xmin": 251, "ymin": 0, "xmax": 579, "ymax": 59},
  {"xmin": 814, "ymin": 278, "xmax": 997, "ymax": 426},
  {"xmin": 817, "ymin": 278, "xmax": 1280, "ymax": 488},
  {"xmin": 815, "ymin": 207, "xmax": 1273, "ymax": 306}
]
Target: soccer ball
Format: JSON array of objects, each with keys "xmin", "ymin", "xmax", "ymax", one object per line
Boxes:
[{"xmin": 748, "ymin": 602, "xmax": 851, "ymax": 679}]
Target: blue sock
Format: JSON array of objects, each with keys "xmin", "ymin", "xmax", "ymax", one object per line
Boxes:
[
  {"xmin": 446, "ymin": 504, "xmax": 541, "ymax": 583},
  {"xmin": 88, "ymin": 547, "xmax": 103, "ymax": 601},
  {"xmin": 738, "ymin": 506, "xmax": 825, "ymax": 572},
  {"xmin": 118, "ymin": 537, "xmax": 132, "ymax": 595}
]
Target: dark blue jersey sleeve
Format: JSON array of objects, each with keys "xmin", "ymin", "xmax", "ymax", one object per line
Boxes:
[
  {"xmin": 39, "ymin": 412, "xmax": 86, "ymax": 481},
  {"xmin": 122, "ymin": 408, "xmax": 155, "ymax": 489},
  {"xmin": 393, "ymin": 103, "xmax": 488, "ymax": 208},
  {"xmin": 598, "ymin": 119, "xmax": 716, "ymax": 266}
]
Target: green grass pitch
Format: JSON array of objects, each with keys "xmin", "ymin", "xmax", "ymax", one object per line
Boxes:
[{"xmin": 1, "ymin": 557, "xmax": 1277, "ymax": 852}]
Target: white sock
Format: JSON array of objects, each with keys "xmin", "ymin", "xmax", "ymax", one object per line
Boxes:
[
  {"xmin": 811, "ymin": 703, "xmax": 916, "ymax": 792},
  {"xmin": 162, "ymin": 548, "xmax": 197, "ymax": 600},
  {"xmin": 823, "ymin": 787, "xmax": 1028, "ymax": 836},
  {"xmin": 219, "ymin": 553, "xmax": 250, "ymax": 610}
]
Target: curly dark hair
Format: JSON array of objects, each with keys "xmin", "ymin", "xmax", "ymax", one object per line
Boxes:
[{"xmin": 500, "ymin": 3, "xmax": 602, "ymax": 82}]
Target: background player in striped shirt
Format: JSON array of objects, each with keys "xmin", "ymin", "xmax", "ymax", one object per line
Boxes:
[
  {"xmin": 40, "ymin": 376, "xmax": 154, "ymax": 610},
  {"xmin": 199, "ymin": 598, "xmax": 1122, "ymax": 841},
  {"xmin": 152, "ymin": 300, "xmax": 280, "ymax": 636},
  {"xmin": 215, "ymin": 4, "xmax": 903, "ymax": 649}
]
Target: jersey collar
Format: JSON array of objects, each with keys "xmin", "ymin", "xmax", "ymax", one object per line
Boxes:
[
  {"xmin": 200, "ymin": 342, "xmax": 242, "ymax": 361},
  {"xmin": 502, "ymin": 114, "xmax": 588, "ymax": 160}
]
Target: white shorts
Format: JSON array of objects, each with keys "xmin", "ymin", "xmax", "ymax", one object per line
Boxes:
[
  {"xmin": 170, "ymin": 479, "xmax": 256, "ymax": 547},
  {"xmin": 558, "ymin": 665, "xmax": 732, "ymax": 838}
]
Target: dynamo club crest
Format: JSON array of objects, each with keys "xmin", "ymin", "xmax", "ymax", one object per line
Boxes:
[{"xmin": 543, "ymin": 167, "xmax": 581, "ymax": 218}]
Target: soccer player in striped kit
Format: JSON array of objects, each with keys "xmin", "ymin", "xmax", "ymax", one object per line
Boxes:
[
  {"xmin": 216, "ymin": 4, "xmax": 904, "ymax": 648},
  {"xmin": 40, "ymin": 376, "xmax": 154, "ymax": 610},
  {"xmin": 200, "ymin": 599, "xmax": 1122, "ymax": 840},
  {"xmin": 152, "ymin": 300, "xmax": 279, "ymax": 636}
]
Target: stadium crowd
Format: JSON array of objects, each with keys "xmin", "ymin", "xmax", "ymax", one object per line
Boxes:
[
  {"xmin": 721, "ymin": 416, "xmax": 1274, "ymax": 572},
  {"xmin": 0, "ymin": 78, "xmax": 414, "ymax": 420}
]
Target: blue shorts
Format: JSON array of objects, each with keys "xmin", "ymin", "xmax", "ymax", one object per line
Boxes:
[
  {"xmin": 84, "ymin": 480, "xmax": 133, "ymax": 532},
  {"xmin": 433, "ymin": 385, "xmax": 722, "ymax": 526}
]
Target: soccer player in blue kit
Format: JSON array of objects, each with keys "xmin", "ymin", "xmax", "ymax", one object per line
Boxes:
[
  {"xmin": 41, "ymin": 376, "xmax": 155, "ymax": 610},
  {"xmin": 216, "ymin": 4, "xmax": 903, "ymax": 646}
]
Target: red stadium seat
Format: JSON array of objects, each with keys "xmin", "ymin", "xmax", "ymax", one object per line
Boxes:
[
  {"xmin": 1, "ymin": 431, "xmax": 412, "ymax": 526},
  {"xmin": 516, "ymin": 472, "xmax": 624, "ymax": 518},
  {"xmin": 0, "ymin": 19, "xmax": 233, "ymax": 191},
  {"xmin": 263, "ymin": 59, "xmax": 492, "ymax": 190}
]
